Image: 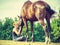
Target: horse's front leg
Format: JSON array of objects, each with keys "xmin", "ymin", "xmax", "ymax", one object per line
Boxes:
[
  {"xmin": 23, "ymin": 18, "xmax": 28, "ymax": 41},
  {"xmin": 19, "ymin": 21, "xmax": 24, "ymax": 35},
  {"xmin": 30, "ymin": 21, "xmax": 34, "ymax": 42}
]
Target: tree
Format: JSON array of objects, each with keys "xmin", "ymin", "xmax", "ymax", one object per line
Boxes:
[
  {"xmin": 51, "ymin": 17, "xmax": 60, "ymax": 42},
  {"xmin": 0, "ymin": 17, "xmax": 14, "ymax": 40},
  {"xmin": 0, "ymin": 16, "xmax": 60, "ymax": 42}
]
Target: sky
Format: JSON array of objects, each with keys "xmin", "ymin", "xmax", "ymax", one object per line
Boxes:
[{"xmin": 0, "ymin": 0, "xmax": 60, "ymax": 20}]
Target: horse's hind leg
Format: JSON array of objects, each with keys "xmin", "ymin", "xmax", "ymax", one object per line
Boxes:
[
  {"xmin": 39, "ymin": 19, "xmax": 49, "ymax": 44},
  {"xmin": 30, "ymin": 21, "xmax": 34, "ymax": 42},
  {"xmin": 46, "ymin": 18, "xmax": 51, "ymax": 44},
  {"xmin": 23, "ymin": 18, "xmax": 28, "ymax": 41}
]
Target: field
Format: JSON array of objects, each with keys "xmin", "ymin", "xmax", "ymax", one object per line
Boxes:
[{"xmin": 0, "ymin": 40, "xmax": 60, "ymax": 45}]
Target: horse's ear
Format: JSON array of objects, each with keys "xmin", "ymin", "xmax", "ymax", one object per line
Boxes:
[
  {"xmin": 17, "ymin": 15, "xmax": 22, "ymax": 19},
  {"xmin": 17, "ymin": 15, "xmax": 20, "ymax": 18}
]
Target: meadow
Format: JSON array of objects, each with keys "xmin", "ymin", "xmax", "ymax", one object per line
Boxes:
[{"xmin": 0, "ymin": 40, "xmax": 60, "ymax": 45}]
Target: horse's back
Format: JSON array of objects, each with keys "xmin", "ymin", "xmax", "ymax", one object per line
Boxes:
[{"xmin": 20, "ymin": 1, "xmax": 55, "ymax": 21}]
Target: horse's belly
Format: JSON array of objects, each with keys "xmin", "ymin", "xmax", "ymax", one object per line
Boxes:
[{"xmin": 26, "ymin": 16, "xmax": 38, "ymax": 21}]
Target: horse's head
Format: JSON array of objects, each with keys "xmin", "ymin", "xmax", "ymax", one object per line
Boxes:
[{"xmin": 17, "ymin": 15, "xmax": 22, "ymax": 26}]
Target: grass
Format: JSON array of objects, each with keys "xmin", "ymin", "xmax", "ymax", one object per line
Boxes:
[{"xmin": 0, "ymin": 40, "xmax": 60, "ymax": 45}]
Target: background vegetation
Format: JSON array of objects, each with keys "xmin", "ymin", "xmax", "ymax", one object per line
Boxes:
[{"xmin": 0, "ymin": 10, "xmax": 60, "ymax": 42}]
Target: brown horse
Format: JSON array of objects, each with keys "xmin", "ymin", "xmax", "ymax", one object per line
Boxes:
[{"xmin": 18, "ymin": 0, "xmax": 55, "ymax": 43}]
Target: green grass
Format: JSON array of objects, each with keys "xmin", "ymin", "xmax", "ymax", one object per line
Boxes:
[{"xmin": 0, "ymin": 40, "xmax": 60, "ymax": 45}]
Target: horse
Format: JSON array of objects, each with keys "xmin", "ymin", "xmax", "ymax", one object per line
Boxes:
[{"xmin": 18, "ymin": 0, "xmax": 55, "ymax": 44}]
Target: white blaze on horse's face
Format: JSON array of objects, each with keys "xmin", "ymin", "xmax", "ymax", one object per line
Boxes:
[
  {"xmin": 18, "ymin": 18, "xmax": 22, "ymax": 25},
  {"xmin": 35, "ymin": 4, "xmax": 45, "ymax": 15}
]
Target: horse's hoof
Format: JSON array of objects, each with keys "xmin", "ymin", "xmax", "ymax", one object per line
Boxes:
[
  {"xmin": 48, "ymin": 41, "xmax": 51, "ymax": 44},
  {"xmin": 45, "ymin": 40, "xmax": 48, "ymax": 44},
  {"xmin": 45, "ymin": 42, "xmax": 48, "ymax": 44}
]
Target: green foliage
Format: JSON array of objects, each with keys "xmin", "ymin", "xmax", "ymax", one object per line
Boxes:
[
  {"xmin": 0, "ymin": 16, "xmax": 60, "ymax": 42},
  {"xmin": 51, "ymin": 17, "xmax": 60, "ymax": 42},
  {"xmin": 33, "ymin": 23, "xmax": 45, "ymax": 42},
  {"xmin": 0, "ymin": 17, "xmax": 14, "ymax": 40}
]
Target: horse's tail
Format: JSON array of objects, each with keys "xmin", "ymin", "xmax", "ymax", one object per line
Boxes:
[
  {"xmin": 48, "ymin": 9, "xmax": 55, "ymax": 15},
  {"xmin": 45, "ymin": 5, "xmax": 55, "ymax": 17}
]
